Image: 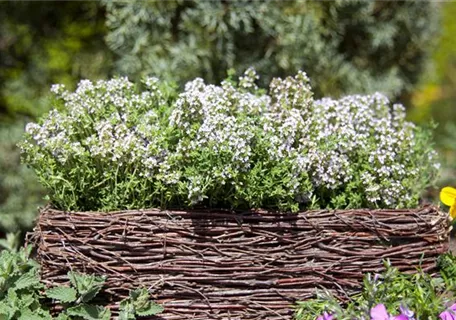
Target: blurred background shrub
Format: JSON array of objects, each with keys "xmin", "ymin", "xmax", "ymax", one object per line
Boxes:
[
  {"xmin": 408, "ymin": 1, "xmax": 456, "ymax": 191},
  {"xmin": 0, "ymin": 1, "xmax": 112, "ymax": 120},
  {"xmin": 104, "ymin": 0, "xmax": 438, "ymax": 99},
  {"xmin": 0, "ymin": 2, "xmax": 112, "ymax": 235},
  {"xmin": 0, "ymin": 122, "xmax": 45, "ymax": 233},
  {"xmin": 1, "ymin": 0, "xmax": 454, "ymax": 235}
]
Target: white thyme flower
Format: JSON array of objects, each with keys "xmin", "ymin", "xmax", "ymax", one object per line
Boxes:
[{"xmin": 20, "ymin": 70, "xmax": 440, "ymax": 211}]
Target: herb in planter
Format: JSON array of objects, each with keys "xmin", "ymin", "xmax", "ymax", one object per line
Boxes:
[{"xmin": 20, "ymin": 69, "xmax": 439, "ymax": 212}]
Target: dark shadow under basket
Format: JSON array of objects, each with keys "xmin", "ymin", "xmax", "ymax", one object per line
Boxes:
[{"xmin": 29, "ymin": 205, "xmax": 450, "ymax": 319}]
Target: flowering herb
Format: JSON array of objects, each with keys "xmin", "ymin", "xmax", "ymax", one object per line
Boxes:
[{"xmin": 20, "ymin": 70, "xmax": 439, "ymax": 212}]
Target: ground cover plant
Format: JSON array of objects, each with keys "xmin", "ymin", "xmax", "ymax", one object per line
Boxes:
[
  {"xmin": 0, "ymin": 244, "xmax": 163, "ymax": 320},
  {"xmin": 296, "ymin": 255, "xmax": 456, "ymax": 320},
  {"xmin": 19, "ymin": 69, "xmax": 439, "ymax": 212}
]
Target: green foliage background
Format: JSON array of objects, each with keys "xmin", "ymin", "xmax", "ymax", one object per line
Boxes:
[
  {"xmin": 104, "ymin": 0, "xmax": 438, "ymax": 99},
  {"xmin": 0, "ymin": 123, "xmax": 44, "ymax": 232},
  {"xmin": 0, "ymin": 2, "xmax": 112, "ymax": 120},
  {"xmin": 408, "ymin": 1, "xmax": 456, "ymax": 191},
  {"xmin": 0, "ymin": 2, "xmax": 112, "ymax": 234}
]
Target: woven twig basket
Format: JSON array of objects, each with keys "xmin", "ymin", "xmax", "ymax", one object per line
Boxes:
[{"xmin": 30, "ymin": 205, "xmax": 450, "ymax": 319}]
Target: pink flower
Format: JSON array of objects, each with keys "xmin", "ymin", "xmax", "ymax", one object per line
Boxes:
[
  {"xmin": 370, "ymin": 304, "xmax": 410, "ymax": 320},
  {"xmin": 440, "ymin": 303, "xmax": 456, "ymax": 320},
  {"xmin": 316, "ymin": 312, "xmax": 334, "ymax": 320}
]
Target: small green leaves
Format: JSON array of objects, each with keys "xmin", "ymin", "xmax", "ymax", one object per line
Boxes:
[
  {"xmin": 119, "ymin": 288, "xmax": 164, "ymax": 318},
  {"xmin": 118, "ymin": 310, "xmax": 134, "ymax": 320},
  {"xmin": 66, "ymin": 304, "xmax": 111, "ymax": 320},
  {"xmin": 67, "ymin": 271, "xmax": 105, "ymax": 303},
  {"xmin": 0, "ymin": 233, "xmax": 21, "ymax": 253},
  {"xmin": 0, "ymin": 245, "xmax": 48, "ymax": 320},
  {"xmin": 13, "ymin": 270, "xmax": 41, "ymax": 290},
  {"xmin": 129, "ymin": 288, "xmax": 150, "ymax": 311},
  {"xmin": 0, "ymin": 246, "xmax": 118, "ymax": 320},
  {"xmin": 0, "ymin": 247, "xmax": 109, "ymax": 319},
  {"xmin": 135, "ymin": 302, "xmax": 164, "ymax": 317},
  {"xmin": 41, "ymin": 272, "xmax": 111, "ymax": 319},
  {"xmin": 46, "ymin": 286, "xmax": 77, "ymax": 303},
  {"xmin": 17, "ymin": 309, "xmax": 51, "ymax": 320}
]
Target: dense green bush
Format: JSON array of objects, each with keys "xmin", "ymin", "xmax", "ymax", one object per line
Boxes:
[
  {"xmin": 104, "ymin": 0, "xmax": 438, "ymax": 99},
  {"xmin": 20, "ymin": 70, "xmax": 439, "ymax": 212}
]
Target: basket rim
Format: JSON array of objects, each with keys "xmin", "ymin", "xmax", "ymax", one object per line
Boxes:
[{"xmin": 38, "ymin": 203, "xmax": 446, "ymax": 217}]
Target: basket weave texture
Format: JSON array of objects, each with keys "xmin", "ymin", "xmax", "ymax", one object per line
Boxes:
[{"xmin": 31, "ymin": 205, "xmax": 449, "ymax": 319}]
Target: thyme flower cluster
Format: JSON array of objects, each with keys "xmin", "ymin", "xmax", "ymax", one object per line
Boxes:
[{"xmin": 20, "ymin": 69, "xmax": 439, "ymax": 211}]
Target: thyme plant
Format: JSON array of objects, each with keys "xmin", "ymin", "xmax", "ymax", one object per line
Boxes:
[{"xmin": 20, "ymin": 70, "xmax": 439, "ymax": 212}]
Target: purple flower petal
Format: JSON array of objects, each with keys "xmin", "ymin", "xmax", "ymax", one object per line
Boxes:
[
  {"xmin": 370, "ymin": 304, "xmax": 389, "ymax": 320},
  {"xmin": 316, "ymin": 312, "xmax": 334, "ymax": 320},
  {"xmin": 398, "ymin": 304, "xmax": 414, "ymax": 320},
  {"xmin": 373, "ymin": 274, "xmax": 381, "ymax": 283},
  {"xmin": 440, "ymin": 310, "xmax": 456, "ymax": 320},
  {"xmin": 391, "ymin": 315, "xmax": 409, "ymax": 320}
]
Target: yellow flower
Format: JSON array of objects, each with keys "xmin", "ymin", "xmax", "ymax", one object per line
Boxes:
[{"xmin": 440, "ymin": 186, "xmax": 456, "ymax": 219}]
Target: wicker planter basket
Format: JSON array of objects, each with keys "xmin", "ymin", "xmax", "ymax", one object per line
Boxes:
[{"xmin": 30, "ymin": 205, "xmax": 450, "ymax": 319}]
